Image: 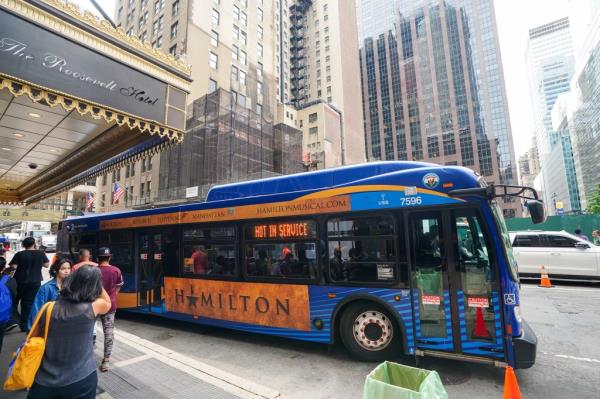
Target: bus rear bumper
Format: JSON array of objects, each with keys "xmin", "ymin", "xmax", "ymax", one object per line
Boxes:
[{"xmin": 512, "ymin": 320, "xmax": 537, "ymax": 369}]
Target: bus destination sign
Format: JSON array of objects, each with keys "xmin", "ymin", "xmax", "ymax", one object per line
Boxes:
[{"xmin": 251, "ymin": 221, "xmax": 316, "ymax": 240}]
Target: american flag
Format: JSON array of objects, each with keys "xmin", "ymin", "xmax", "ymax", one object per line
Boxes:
[
  {"xmin": 113, "ymin": 182, "xmax": 125, "ymax": 204},
  {"xmin": 85, "ymin": 192, "xmax": 95, "ymax": 211}
]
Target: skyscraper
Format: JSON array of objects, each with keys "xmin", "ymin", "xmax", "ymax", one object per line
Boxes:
[
  {"xmin": 357, "ymin": 0, "xmax": 520, "ymax": 217},
  {"xmin": 526, "ymin": 17, "xmax": 579, "ymax": 215}
]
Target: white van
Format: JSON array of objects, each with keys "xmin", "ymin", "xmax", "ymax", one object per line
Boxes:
[{"xmin": 510, "ymin": 230, "xmax": 600, "ymax": 279}]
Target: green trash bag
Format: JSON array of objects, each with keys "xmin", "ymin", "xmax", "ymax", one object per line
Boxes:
[{"xmin": 363, "ymin": 361, "xmax": 448, "ymax": 399}]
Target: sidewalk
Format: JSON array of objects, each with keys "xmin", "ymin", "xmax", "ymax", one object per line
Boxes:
[{"xmin": 0, "ymin": 326, "xmax": 280, "ymax": 399}]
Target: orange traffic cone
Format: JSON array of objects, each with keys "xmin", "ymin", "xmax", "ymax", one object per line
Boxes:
[
  {"xmin": 503, "ymin": 366, "xmax": 522, "ymax": 399},
  {"xmin": 539, "ymin": 265, "xmax": 553, "ymax": 288},
  {"xmin": 472, "ymin": 307, "xmax": 490, "ymax": 338}
]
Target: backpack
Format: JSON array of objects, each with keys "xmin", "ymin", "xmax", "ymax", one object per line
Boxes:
[{"xmin": 0, "ymin": 275, "xmax": 13, "ymax": 323}]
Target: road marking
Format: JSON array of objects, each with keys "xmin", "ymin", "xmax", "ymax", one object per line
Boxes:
[
  {"xmin": 114, "ymin": 329, "xmax": 281, "ymax": 399},
  {"xmin": 522, "ymin": 286, "xmax": 600, "ymax": 293},
  {"xmin": 542, "ymin": 352, "xmax": 600, "ymax": 364},
  {"xmin": 113, "ymin": 353, "xmax": 153, "ymax": 368}
]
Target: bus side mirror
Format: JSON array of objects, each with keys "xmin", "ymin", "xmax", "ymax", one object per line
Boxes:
[{"xmin": 526, "ymin": 200, "xmax": 546, "ymax": 224}]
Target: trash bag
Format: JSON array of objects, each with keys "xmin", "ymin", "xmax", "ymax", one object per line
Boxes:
[{"xmin": 363, "ymin": 361, "xmax": 448, "ymax": 399}]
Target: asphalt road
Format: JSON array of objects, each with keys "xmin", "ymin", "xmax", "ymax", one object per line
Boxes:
[{"xmin": 113, "ymin": 281, "xmax": 600, "ymax": 399}]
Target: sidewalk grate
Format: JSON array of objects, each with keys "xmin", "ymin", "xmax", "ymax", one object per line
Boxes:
[{"xmin": 98, "ymin": 357, "xmax": 242, "ymax": 399}]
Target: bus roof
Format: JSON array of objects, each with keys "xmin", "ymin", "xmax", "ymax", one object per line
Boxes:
[{"xmin": 63, "ymin": 161, "xmax": 481, "ymax": 225}]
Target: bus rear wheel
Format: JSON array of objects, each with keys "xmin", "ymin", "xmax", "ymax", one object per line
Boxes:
[{"xmin": 339, "ymin": 302, "xmax": 401, "ymax": 362}]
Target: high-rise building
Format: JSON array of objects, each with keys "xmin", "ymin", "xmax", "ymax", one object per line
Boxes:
[
  {"xmin": 518, "ymin": 136, "xmax": 541, "ymax": 189},
  {"xmin": 100, "ymin": 0, "xmax": 365, "ymax": 210},
  {"xmin": 526, "ymin": 17, "xmax": 579, "ymax": 215},
  {"xmin": 356, "ymin": 0, "xmax": 519, "ymax": 217}
]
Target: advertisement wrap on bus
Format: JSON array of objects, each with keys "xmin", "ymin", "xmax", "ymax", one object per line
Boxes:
[{"xmin": 57, "ymin": 162, "xmax": 545, "ymax": 369}]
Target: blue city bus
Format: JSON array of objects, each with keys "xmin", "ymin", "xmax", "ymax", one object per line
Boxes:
[{"xmin": 57, "ymin": 162, "xmax": 545, "ymax": 369}]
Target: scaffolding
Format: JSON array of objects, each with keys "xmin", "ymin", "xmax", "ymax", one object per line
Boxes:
[{"xmin": 158, "ymin": 89, "xmax": 303, "ymax": 203}]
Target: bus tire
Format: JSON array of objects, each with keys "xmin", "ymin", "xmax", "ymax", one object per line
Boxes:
[{"xmin": 339, "ymin": 301, "xmax": 401, "ymax": 362}]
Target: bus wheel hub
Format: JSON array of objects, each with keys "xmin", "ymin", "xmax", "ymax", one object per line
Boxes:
[{"xmin": 353, "ymin": 311, "xmax": 393, "ymax": 351}]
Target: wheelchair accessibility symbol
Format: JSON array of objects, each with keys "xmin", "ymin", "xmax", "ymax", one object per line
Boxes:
[{"xmin": 504, "ymin": 293, "xmax": 517, "ymax": 305}]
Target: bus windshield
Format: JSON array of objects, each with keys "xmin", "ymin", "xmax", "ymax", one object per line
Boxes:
[{"xmin": 491, "ymin": 202, "xmax": 518, "ymax": 281}]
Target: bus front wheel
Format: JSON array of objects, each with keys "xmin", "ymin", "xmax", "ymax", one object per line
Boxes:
[{"xmin": 339, "ymin": 302, "xmax": 402, "ymax": 362}]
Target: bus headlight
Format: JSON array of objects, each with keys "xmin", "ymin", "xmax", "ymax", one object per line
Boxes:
[{"xmin": 513, "ymin": 306, "xmax": 522, "ymax": 324}]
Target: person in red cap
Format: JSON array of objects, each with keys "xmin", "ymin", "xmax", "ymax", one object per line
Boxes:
[{"xmin": 96, "ymin": 247, "xmax": 123, "ymax": 373}]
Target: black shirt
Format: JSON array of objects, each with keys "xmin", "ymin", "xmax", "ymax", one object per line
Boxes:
[{"xmin": 9, "ymin": 250, "xmax": 49, "ymax": 284}]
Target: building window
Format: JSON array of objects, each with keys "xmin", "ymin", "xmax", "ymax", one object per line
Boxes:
[
  {"xmin": 212, "ymin": 9, "xmax": 220, "ymax": 25},
  {"xmin": 233, "ymin": 5, "xmax": 240, "ymax": 20},
  {"xmin": 209, "ymin": 78, "xmax": 217, "ymax": 93},
  {"xmin": 232, "ymin": 45, "xmax": 239, "ymax": 60},
  {"xmin": 257, "ymin": 43, "xmax": 263, "ymax": 58},
  {"xmin": 309, "ymin": 113, "xmax": 317, "ymax": 123},
  {"xmin": 257, "ymin": 8, "xmax": 263, "ymax": 21},
  {"xmin": 170, "ymin": 21, "xmax": 178, "ymax": 39},
  {"xmin": 155, "ymin": 35, "xmax": 162, "ymax": 48},
  {"xmin": 257, "ymin": 81, "xmax": 262, "ymax": 96},
  {"xmin": 309, "ymin": 127, "xmax": 318, "ymax": 135},
  {"xmin": 239, "ymin": 70, "xmax": 246, "ymax": 86},
  {"xmin": 209, "ymin": 51, "xmax": 218, "ymax": 69},
  {"xmin": 240, "ymin": 30, "xmax": 247, "ymax": 45},
  {"xmin": 102, "ymin": 174, "xmax": 107, "ymax": 186},
  {"xmin": 169, "ymin": 44, "xmax": 177, "ymax": 56},
  {"xmin": 233, "ymin": 24, "xmax": 239, "ymax": 40},
  {"xmin": 240, "ymin": 50, "xmax": 247, "ymax": 65},
  {"xmin": 256, "ymin": 103, "xmax": 262, "ymax": 115},
  {"xmin": 231, "ymin": 65, "xmax": 239, "ymax": 81},
  {"xmin": 210, "ymin": 30, "xmax": 219, "ymax": 46},
  {"xmin": 240, "ymin": 11, "xmax": 247, "ymax": 26},
  {"xmin": 140, "ymin": 30, "xmax": 147, "ymax": 42},
  {"xmin": 152, "ymin": 20, "xmax": 159, "ymax": 35},
  {"xmin": 101, "ymin": 193, "xmax": 106, "ymax": 208},
  {"xmin": 172, "ymin": 0, "xmax": 179, "ymax": 16},
  {"xmin": 257, "ymin": 25, "xmax": 263, "ymax": 40},
  {"xmin": 257, "ymin": 62, "xmax": 263, "ymax": 81}
]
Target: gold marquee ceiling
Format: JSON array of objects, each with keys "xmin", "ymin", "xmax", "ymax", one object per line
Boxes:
[{"xmin": 0, "ymin": 0, "xmax": 192, "ymax": 204}]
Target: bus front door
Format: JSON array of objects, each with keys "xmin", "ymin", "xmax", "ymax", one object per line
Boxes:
[
  {"xmin": 138, "ymin": 230, "xmax": 175, "ymax": 313},
  {"xmin": 409, "ymin": 209, "xmax": 505, "ymax": 362}
]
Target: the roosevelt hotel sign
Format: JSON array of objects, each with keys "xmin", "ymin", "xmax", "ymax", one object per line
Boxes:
[{"xmin": 0, "ymin": 8, "xmax": 167, "ymax": 122}]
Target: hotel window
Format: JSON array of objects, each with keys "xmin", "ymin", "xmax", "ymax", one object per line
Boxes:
[
  {"xmin": 158, "ymin": 15, "xmax": 164, "ymax": 30},
  {"xmin": 231, "ymin": 65, "xmax": 239, "ymax": 81},
  {"xmin": 257, "ymin": 43, "xmax": 263, "ymax": 58},
  {"xmin": 156, "ymin": 35, "xmax": 162, "ymax": 48},
  {"xmin": 240, "ymin": 30, "xmax": 247, "ymax": 45},
  {"xmin": 169, "ymin": 44, "xmax": 177, "ymax": 56},
  {"xmin": 232, "ymin": 45, "xmax": 239, "ymax": 60},
  {"xmin": 126, "ymin": 11, "xmax": 134, "ymax": 26},
  {"xmin": 210, "ymin": 30, "xmax": 219, "ymax": 46},
  {"xmin": 240, "ymin": 50, "xmax": 247, "ymax": 65},
  {"xmin": 212, "ymin": 9, "xmax": 220, "ymax": 25},
  {"xmin": 152, "ymin": 20, "xmax": 159, "ymax": 35},
  {"xmin": 257, "ymin": 25, "xmax": 263, "ymax": 40},
  {"xmin": 172, "ymin": 0, "xmax": 179, "ymax": 16},
  {"xmin": 239, "ymin": 70, "xmax": 246, "ymax": 86},
  {"xmin": 240, "ymin": 11, "xmax": 247, "ymax": 26},
  {"xmin": 257, "ymin": 62, "xmax": 263, "ymax": 81},
  {"xmin": 170, "ymin": 21, "xmax": 178, "ymax": 39},
  {"xmin": 233, "ymin": 24, "xmax": 239, "ymax": 40},
  {"xmin": 209, "ymin": 79, "xmax": 217, "ymax": 93},
  {"xmin": 257, "ymin": 8, "xmax": 263, "ymax": 21},
  {"xmin": 233, "ymin": 5, "xmax": 240, "ymax": 20},
  {"xmin": 209, "ymin": 51, "xmax": 218, "ymax": 69}
]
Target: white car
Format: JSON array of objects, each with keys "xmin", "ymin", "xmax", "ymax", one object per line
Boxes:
[{"xmin": 510, "ymin": 230, "xmax": 600, "ymax": 280}]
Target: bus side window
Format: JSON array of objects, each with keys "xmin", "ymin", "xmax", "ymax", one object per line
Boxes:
[{"xmin": 327, "ymin": 215, "xmax": 401, "ymax": 285}]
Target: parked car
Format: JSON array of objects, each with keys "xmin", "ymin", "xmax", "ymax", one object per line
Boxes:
[{"xmin": 509, "ymin": 230, "xmax": 600, "ymax": 280}]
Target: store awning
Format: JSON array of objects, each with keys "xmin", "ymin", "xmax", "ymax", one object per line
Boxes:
[{"xmin": 0, "ymin": 0, "xmax": 192, "ymax": 204}]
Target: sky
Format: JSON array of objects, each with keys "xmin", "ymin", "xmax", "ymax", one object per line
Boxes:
[{"xmin": 80, "ymin": 0, "xmax": 576, "ymax": 158}]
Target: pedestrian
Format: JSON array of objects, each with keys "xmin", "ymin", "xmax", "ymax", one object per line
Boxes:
[
  {"xmin": 0, "ymin": 258, "xmax": 17, "ymax": 353},
  {"xmin": 8, "ymin": 237, "xmax": 49, "ymax": 332},
  {"xmin": 574, "ymin": 228, "xmax": 589, "ymax": 241},
  {"xmin": 96, "ymin": 247, "xmax": 123, "ymax": 372},
  {"xmin": 26, "ymin": 265, "xmax": 111, "ymax": 399},
  {"xmin": 72, "ymin": 249, "xmax": 98, "ymax": 271},
  {"xmin": 26, "ymin": 258, "xmax": 72, "ymax": 331},
  {"xmin": 592, "ymin": 230, "xmax": 600, "ymax": 246}
]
